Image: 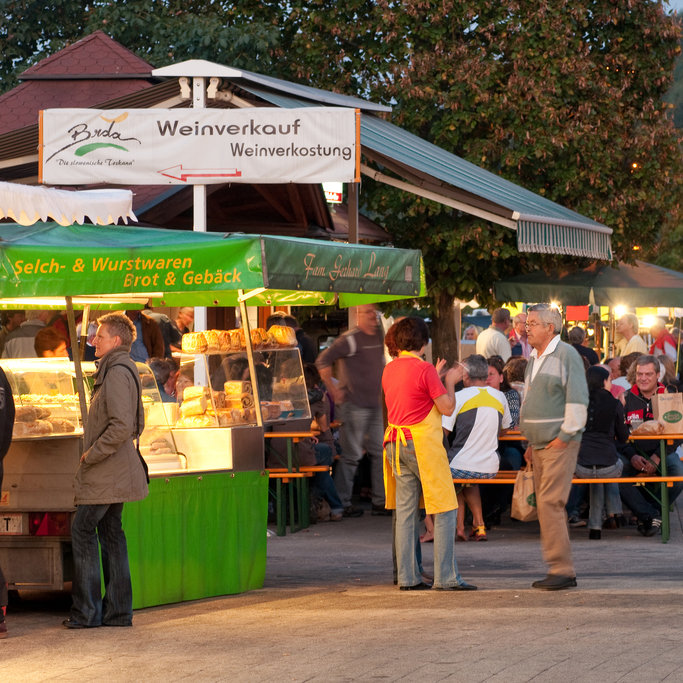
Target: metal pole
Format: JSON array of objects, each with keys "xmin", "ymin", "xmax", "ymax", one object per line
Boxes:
[
  {"xmin": 65, "ymin": 296, "xmax": 88, "ymax": 432},
  {"xmin": 192, "ymin": 75, "xmax": 208, "ymax": 334},
  {"xmin": 348, "ymin": 181, "xmax": 359, "ymax": 329}
]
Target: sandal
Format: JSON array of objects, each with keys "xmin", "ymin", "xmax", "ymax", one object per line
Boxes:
[
  {"xmin": 469, "ymin": 525, "xmax": 487, "ymax": 541},
  {"xmin": 456, "ymin": 532, "xmax": 468, "ymax": 542}
]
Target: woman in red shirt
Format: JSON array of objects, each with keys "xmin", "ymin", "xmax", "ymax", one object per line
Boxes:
[{"xmin": 382, "ymin": 317, "xmax": 476, "ymax": 591}]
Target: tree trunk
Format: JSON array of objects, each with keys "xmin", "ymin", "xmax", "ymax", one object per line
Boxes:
[{"xmin": 430, "ymin": 291, "xmax": 458, "ymax": 365}]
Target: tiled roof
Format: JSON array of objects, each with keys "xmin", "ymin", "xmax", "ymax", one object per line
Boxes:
[
  {"xmin": 0, "ymin": 80, "xmax": 153, "ymax": 135},
  {"xmin": 0, "ymin": 31, "xmax": 156, "ymax": 136},
  {"xmin": 21, "ymin": 30, "xmax": 154, "ymax": 79}
]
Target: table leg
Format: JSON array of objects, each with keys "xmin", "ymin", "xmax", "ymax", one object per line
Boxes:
[
  {"xmin": 660, "ymin": 439, "xmax": 669, "ymax": 543},
  {"xmin": 276, "ymin": 477, "xmax": 286, "ymax": 537}
]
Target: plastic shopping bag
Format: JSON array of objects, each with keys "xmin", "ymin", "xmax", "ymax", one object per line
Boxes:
[{"xmin": 510, "ymin": 464, "xmax": 537, "ymax": 522}]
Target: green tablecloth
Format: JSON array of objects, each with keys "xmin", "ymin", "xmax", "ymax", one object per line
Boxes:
[{"xmin": 123, "ymin": 470, "xmax": 267, "ymax": 608}]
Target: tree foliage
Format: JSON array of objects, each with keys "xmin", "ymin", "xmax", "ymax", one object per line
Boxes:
[
  {"xmin": 0, "ymin": 1, "xmax": 278, "ymax": 91},
  {"xmin": 2, "ymin": 2, "xmax": 681, "ymax": 358},
  {"xmin": 252, "ymin": 0, "xmax": 682, "ymax": 357}
]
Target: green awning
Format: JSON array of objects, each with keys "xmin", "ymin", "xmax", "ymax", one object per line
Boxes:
[
  {"xmin": 494, "ymin": 260, "xmax": 683, "ymax": 307},
  {"xmin": 239, "ymin": 86, "xmax": 613, "ymax": 260},
  {"xmin": 0, "ymin": 223, "xmax": 425, "ymax": 307}
]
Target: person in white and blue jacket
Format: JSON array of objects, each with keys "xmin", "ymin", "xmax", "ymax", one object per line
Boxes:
[{"xmin": 520, "ymin": 304, "xmax": 588, "ymax": 592}]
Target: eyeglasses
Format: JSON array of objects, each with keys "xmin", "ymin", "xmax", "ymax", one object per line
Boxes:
[{"xmin": 525, "ymin": 321, "xmax": 549, "ymax": 329}]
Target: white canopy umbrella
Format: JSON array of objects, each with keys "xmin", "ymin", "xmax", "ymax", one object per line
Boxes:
[{"xmin": 0, "ymin": 181, "xmax": 136, "ymax": 226}]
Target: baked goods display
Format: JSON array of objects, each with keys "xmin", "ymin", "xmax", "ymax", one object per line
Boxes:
[
  {"xmin": 176, "ymin": 383, "xmax": 257, "ymax": 429},
  {"xmin": 181, "ymin": 326, "xmax": 296, "ymax": 354},
  {"xmin": 12, "ymin": 395, "xmax": 80, "ymax": 437}
]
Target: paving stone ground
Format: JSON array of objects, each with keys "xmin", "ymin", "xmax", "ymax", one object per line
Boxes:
[{"xmin": 4, "ymin": 502, "xmax": 683, "ymax": 682}]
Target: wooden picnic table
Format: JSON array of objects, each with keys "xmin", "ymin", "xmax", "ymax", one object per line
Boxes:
[{"xmin": 482, "ymin": 430, "xmax": 683, "ymax": 543}]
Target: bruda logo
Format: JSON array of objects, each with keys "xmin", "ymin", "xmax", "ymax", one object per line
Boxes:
[{"xmin": 45, "ymin": 112, "xmax": 141, "ymax": 162}]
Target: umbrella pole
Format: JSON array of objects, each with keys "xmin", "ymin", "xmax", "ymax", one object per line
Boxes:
[{"xmin": 65, "ymin": 296, "xmax": 88, "ymax": 432}]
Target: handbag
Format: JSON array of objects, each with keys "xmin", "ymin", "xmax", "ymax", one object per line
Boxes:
[{"xmin": 510, "ymin": 463, "xmax": 537, "ymax": 522}]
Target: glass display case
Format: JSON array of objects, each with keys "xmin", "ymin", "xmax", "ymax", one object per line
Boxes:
[
  {"xmin": 170, "ymin": 347, "xmax": 310, "ymax": 471},
  {"xmin": 1, "ymin": 358, "xmax": 85, "ymax": 438},
  {"xmin": 0, "ymin": 358, "xmax": 183, "ymax": 473},
  {"xmin": 174, "ymin": 347, "xmax": 310, "ymax": 426}
]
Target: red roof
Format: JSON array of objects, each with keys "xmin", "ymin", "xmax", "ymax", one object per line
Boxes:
[
  {"xmin": 21, "ymin": 31, "xmax": 154, "ymax": 79},
  {"xmin": 0, "ymin": 31, "xmax": 155, "ymax": 135}
]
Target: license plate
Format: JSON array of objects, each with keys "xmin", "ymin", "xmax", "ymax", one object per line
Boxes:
[{"xmin": 0, "ymin": 513, "xmax": 23, "ymax": 535}]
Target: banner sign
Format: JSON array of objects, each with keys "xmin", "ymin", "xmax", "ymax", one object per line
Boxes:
[
  {"xmin": 40, "ymin": 108, "xmax": 360, "ymax": 185},
  {"xmin": 0, "ymin": 225, "xmax": 425, "ymax": 306}
]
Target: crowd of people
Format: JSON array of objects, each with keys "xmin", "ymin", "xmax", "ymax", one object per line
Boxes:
[{"xmin": 0, "ymin": 302, "xmax": 681, "ymax": 636}]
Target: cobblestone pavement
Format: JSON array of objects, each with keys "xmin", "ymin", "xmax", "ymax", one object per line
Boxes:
[{"xmin": 4, "ymin": 503, "xmax": 683, "ymax": 682}]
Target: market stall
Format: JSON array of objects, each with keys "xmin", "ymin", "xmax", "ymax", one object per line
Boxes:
[
  {"xmin": 0, "ymin": 221, "xmax": 425, "ymax": 607},
  {"xmin": 494, "ymin": 260, "xmax": 683, "ymax": 356}
]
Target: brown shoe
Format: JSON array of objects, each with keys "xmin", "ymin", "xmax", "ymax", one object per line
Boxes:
[
  {"xmin": 531, "ymin": 575, "xmax": 577, "ymax": 590},
  {"xmin": 0, "ymin": 619, "xmax": 7, "ymax": 639}
]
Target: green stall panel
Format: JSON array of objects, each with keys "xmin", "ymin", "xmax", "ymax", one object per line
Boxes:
[{"xmin": 123, "ymin": 470, "xmax": 267, "ymax": 609}]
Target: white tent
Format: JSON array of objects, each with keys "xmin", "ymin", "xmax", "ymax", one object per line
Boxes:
[{"xmin": 0, "ymin": 181, "xmax": 136, "ymax": 226}]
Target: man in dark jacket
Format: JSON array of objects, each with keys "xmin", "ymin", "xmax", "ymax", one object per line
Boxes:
[
  {"xmin": 619, "ymin": 355, "xmax": 683, "ymax": 536},
  {"xmin": 64, "ymin": 313, "xmax": 148, "ymax": 629},
  {"xmin": 124, "ymin": 310, "xmax": 164, "ymax": 362},
  {"xmin": 0, "ymin": 367, "xmax": 15, "ymax": 638}
]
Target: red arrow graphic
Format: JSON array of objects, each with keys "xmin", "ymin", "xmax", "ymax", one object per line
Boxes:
[{"xmin": 158, "ymin": 165, "xmax": 242, "ymax": 181}]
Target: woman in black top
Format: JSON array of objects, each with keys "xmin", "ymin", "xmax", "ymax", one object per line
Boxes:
[{"xmin": 575, "ymin": 365, "xmax": 629, "ymax": 539}]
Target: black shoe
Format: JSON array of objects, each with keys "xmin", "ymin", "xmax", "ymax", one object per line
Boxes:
[
  {"xmin": 531, "ymin": 575, "xmax": 577, "ymax": 590},
  {"xmin": 637, "ymin": 517, "xmax": 656, "ymax": 537},
  {"xmin": 433, "ymin": 582, "xmax": 478, "ymax": 591},
  {"xmin": 651, "ymin": 517, "xmax": 662, "ymax": 535},
  {"xmin": 399, "ymin": 582, "xmax": 432, "ymax": 591},
  {"xmin": 589, "ymin": 529, "xmax": 601, "ymax": 540},
  {"xmin": 602, "ymin": 516, "xmax": 618, "ymax": 530},
  {"xmin": 371, "ymin": 504, "xmax": 392, "ymax": 516},
  {"xmin": 567, "ymin": 516, "xmax": 586, "ymax": 528},
  {"xmin": 62, "ymin": 617, "xmax": 97, "ymax": 629},
  {"xmin": 342, "ymin": 506, "xmax": 364, "ymax": 518}
]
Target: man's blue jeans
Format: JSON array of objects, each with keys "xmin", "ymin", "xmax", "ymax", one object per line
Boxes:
[
  {"xmin": 574, "ymin": 461, "xmax": 623, "ymax": 530},
  {"xmin": 70, "ymin": 503, "xmax": 133, "ymax": 627},
  {"xmin": 336, "ymin": 401, "xmax": 385, "ymax": 508},
  {"xmin": 386, "ymin": 440, "xmax": 462, "ymax": 588},
  {"xmin": 314, "ymin": 443, "xmax": 344, "ymax": 515}
]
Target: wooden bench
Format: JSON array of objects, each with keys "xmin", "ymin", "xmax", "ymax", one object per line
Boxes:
[
  {"xmin": 452, "ymin": 471, "xmax": 683, "ymax": 543},
  {"xmin": 267, "ymin": 471, "xmax": 314, "ymax": 536},
  {"xmin": 264, "ymin": 432, "xmax": 323, "ymax": 536}
]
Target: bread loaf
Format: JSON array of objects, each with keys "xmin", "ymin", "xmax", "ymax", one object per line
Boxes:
[
  {"xmin": 183, "ymin": 385, "xmax": 209, "ymax": 401},
  {"xmin": 228, "ymin": 329, "xmax": 242, "ymax": 352},
  {"xmin": 46, "ymin": 417, "xmax": 76, "ymax": 433},
  {"xmin": 15, "ymin": 405, "xmax": 39, "ymax": 423},
  {"xmin": 13, "ymin": 419, "xmax": 54, "ymax": 437},
  {"xmin": 224, "ymin": 381, "xmax": 251, "ymax": 396},
  {"xmin": 181, "ymin": 332, "xmax": 207, "ymax": 353},
  {"xmin": 268, "ymin": 325, "xmax": 297, "ymax": 347},
  {"xmin": 180, "ymin": 396, "xmax": 208, "ymax": 417},
  {"xmin": 203, "ymin": 329, "xmax": 220, "ymax": 352},
  {"xmin": 250, "ymin": 328, "xmax": 268, "ymax": 348},
  {"xmin": 175, "ymin": 414, "xmax": 215, "ymax": 428}
]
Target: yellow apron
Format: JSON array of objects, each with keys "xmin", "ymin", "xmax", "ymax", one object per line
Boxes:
[{"xmin": 383, "ymin": 404, "xmax": 458, "ymax": 515}]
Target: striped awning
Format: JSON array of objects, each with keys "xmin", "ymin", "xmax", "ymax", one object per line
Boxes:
[{"xmin": 517, "ymin": 217, "xmax": 613, "ymax": 259}]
